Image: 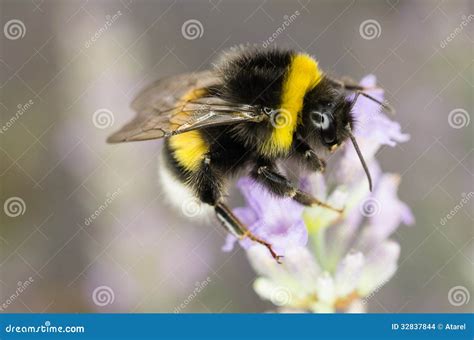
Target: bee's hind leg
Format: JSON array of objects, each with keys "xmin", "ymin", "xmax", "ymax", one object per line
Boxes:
[
  {"xmin": 214, "ymin": 202, "xmax": 283, "ymax": 263},
  {"xmin": 251, "ymin": 161, "xmax": 344, "ymax": 214},
  {"xmin": 195, "ymin": 155, "xmax": 283, "ymax": 263}
]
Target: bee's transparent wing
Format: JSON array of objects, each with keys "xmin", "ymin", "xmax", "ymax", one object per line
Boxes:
[{"xmin": 107, "ymin": 71, "xmax": 265, "ymax": 143}]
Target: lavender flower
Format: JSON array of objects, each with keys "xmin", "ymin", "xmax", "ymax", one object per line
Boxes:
[
  {"xmin": 248, "ymin": 171, "xmax": 412, "ymax": 312},
  {"xmin": 223, "ymin": 177, "xmax": 308, "ymax": 256},
  {"xmin": 231, "ymin": 75, "xmax": 414, "ymax": 312}
]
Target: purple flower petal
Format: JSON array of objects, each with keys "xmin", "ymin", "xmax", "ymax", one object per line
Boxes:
[
  {"xmin": 351, "ymin": 80, "xmax": 410, "ymax": 146},
  {"xmin": 334, "ymin": 252, "xmax": 365, "ymax": 297},
  {"xmin": 357, "ymin": 241, "xmax": 400, "ymax": 296},
  {"xmin": 223, "ymin": 177, "xmax": 308, "ymax": 255},
  {"xmin": 234, "ymin": 206, "xmax": 258, "ymax": 226},
  {"xmin": 356, "ymin": 174, "xmax": 414, "ymax": 251}
]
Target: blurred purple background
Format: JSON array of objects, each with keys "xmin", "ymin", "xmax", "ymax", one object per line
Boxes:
[{"xmin": 0, "ymin": 0, "xmax": 472, "ymax": 313}]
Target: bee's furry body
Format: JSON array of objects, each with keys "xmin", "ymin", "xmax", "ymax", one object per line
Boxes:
[
  {"xmin": 163, "ymin": 48, "xmax": 332, "ymax": 207},
  {"xmin": 110, "ymin": 47, "xmax": 377, "ymax": 261}
]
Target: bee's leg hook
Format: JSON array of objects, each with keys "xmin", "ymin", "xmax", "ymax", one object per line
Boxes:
[{"xmin": 214, "ymin": 202, "xmax": 283, "ymax": 263}]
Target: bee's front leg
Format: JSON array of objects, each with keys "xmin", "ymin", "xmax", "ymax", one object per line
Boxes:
[
  {"xmin": 292, "ymin": 135, "xmax": 326, "ymax": 173},
  {"xmin": 251, "ymin": 161, "xmax": 343, "ymax": 214}
]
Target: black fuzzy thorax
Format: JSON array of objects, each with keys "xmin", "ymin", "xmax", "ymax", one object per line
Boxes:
[
  {"xmin": 164, "ymin": 49, "xmax": 304, "ymax": 203},
  {"xmin": 217, "ymin": 48, "xmax": 293, "ymax": 108},
  {"xmin": 213, "ymin": 48, "xmax": 296, "ymax": 159}
]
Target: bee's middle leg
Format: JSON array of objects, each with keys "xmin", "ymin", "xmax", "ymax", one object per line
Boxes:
[{"xmin": 251, "ymin": 161, "xmax": 343, "ymax": 214}]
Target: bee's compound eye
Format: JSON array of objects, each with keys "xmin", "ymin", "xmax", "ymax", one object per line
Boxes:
[
  {"xmin": 322, "ymin": 127, "xmax": 336, "ymax": 145},
  {"xmin": 311, "ymin": 111, "xmax": 331, "ymax": 130}
]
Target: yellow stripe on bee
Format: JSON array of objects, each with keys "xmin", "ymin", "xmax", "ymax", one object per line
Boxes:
[
  {"xmin": 261, "ymin": 53, "xmax": 323, "ymax": 157},
  {"xmin": 169, "ymin": 88, "xmax": 209, "ymax": 172},
  {"xmin": 169, "ymin": 130, "xmax": 208, "ymax": 172}
]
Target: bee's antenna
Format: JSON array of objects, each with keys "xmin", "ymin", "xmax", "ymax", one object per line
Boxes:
[
  {"xmin": 347, "ymin": 125, "xmax": 373, "ymax": 192},
  {"xmin": 327, "ymin": 75, "xmax": 395, "ymax": 114},
  {"xmin": 350, "ymin": 91, "xmax": 361, "ymax": 110},
  {"xmin": 356, "ymin": 91, "xmax": 395, "ymax": 115}
]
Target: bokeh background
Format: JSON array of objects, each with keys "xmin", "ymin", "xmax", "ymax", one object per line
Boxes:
[{"xmin": 0, "ymin": 0, "xmax": 472, "ymax": 313}]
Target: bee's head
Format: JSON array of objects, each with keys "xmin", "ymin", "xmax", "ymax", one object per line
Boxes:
[
  {"xmin": 300, "ymin": 77, "xmax": 373, "ymax": 191},
  {"xmin": 300, "ymin": 77, "xmax": 354, "ymax": 150}
]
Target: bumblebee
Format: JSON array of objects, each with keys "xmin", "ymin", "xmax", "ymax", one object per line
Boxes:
[{"xmin": 108, "ymin": 47, "xmax": 390, "ymax": 262}]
